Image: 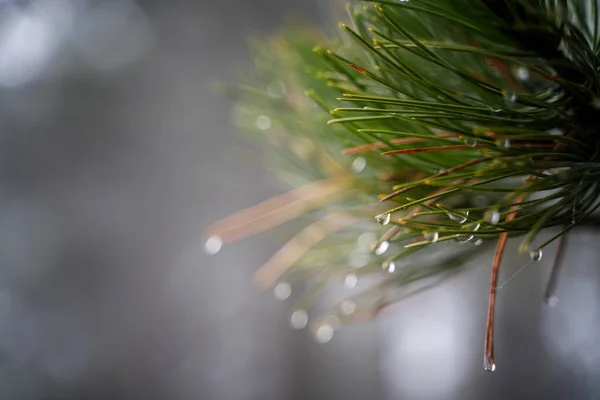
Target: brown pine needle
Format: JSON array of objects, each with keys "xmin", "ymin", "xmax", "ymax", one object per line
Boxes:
[
  {"xmin": 382, "ymin": 144, "xmax": 481, "ymax": 156},
  {"xmin": 254, "ymin": 212, "xmax": 357, "ymax": 289}
]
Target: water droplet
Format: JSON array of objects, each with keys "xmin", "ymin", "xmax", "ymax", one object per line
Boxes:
[
  {"xmin": 352, "ymin": 157, "xmax": 367, "ymax": 173},
  {"xmin": 256, "ymin": 115, "xmax": 272, "ymax": 130},
  {"xmin": 314, "ymin": 323, "xmax": 335, "ymax": 344},
  {"xmin": 424, "ymin": 231, "xmax": 439, "ymax": 243},
  {"xmin": 274, "ymin": 282, "xmax": 292, "ymax": 300},
  {"xmin": 290, "ymin": 309, "xmax": 308, "ymax": 329},
  {"xmin": 204, "ymin": 235, "xmax": 223, "ymax": 255},
  {"xmin": 502, "ymin": 90, "xmax": 517, "ymax": 103},
  {"xmin": 483, "ymin": 356, "xmax": 496, "ymax": 372},
  {"xmin": 456, "ymin": 234, "xmax": 474, "ymax": 244},
  {"xmin": 448, "ymin": 211, "xmax": 468, "ymax": 223},
  {"xmin": 340, "ymin": 300, "xmax": 357, "ymax": 315},
  {"xmin": 488, "ymin": 106, "xmax": 502, "ymax": 113},
  {"xmin": 547, "ymin": 296, "xmax": 559, "ymax": 307},
  {"xmin": 466, "ymin": 223, "xmax": 481, "ymax": 232},
  {"xmin": 547, "ymin": 128, "xmax": 563, "ymax": 136},
  {"xmin": 529, "ymin": 249, "xmax": 543, "ymax": 262},
  {"xmin": 376, "ymin": 213, "xmax": 391, "ymax": 226},
  {"xmin": 484, "ymin": 209, "xmax": 501, "ymax": 225},
  {"xmin": 344, "ymin": 273, "xmax": 358, "ymax": 288},
  {"xmin": 382, "ymin": 260, "xmax": 396, "ymax": 273},
  {"xmin": 495, "ymin": 138, "xmax": 510, "ymax": 149},
  {"xmin": 374, "ymin": 241, "xmax": 390, "ymax": 256},
  {"xmin": 463, "ymin": 137, "xmax": 477, "ymax": 147},
  {"xmin": 515, "ymin": 66, "xmax": 529, "ymax": 81},
  {"xmin": 474, "ymin": 238, "xmax": 484, "ymax": 246}
]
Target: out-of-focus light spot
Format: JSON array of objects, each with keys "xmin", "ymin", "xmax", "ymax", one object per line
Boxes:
[
  {"xmin": 340, "ymin": 300, "xmax": 356, "ymax": 315},
  {"xmin": 204, "ymin": 235, "xmax": 222, "ymax": 255},
  {"xmin": 290, "ymin": 309, "xmax": 308, "ymax": 330},
  {"xmin": 273, "ymin": 282, "xmax": 291, "ymax": 300},
  {"xmin": 547, "ymin": 296, "xmax": 559, "ymax": 307},
  {"xmin": 351, "ymin": 156, "xmax": 366, "ymax": 173},
  {"xmin": 314, "ymin": 323, "xmax": 334, "ymax": 344},
  {"xmin": 255, "ymin": 115, "xmax": 271, "ymax": 130},
  {"xmin": 344, "ymin": 273, "xmax": 358, "ymax": 289},
  {"xmin": 0, "ymin": 0, "xmax": 73, "ymax": 88},
  {"xmin": 71, "ymin": 0, "xmax": 153, "ymax": 72}
]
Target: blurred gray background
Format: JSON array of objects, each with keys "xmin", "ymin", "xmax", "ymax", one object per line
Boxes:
[{"xmin": 0, "ymin": 0, "xmax": 599, "ymax": 399}]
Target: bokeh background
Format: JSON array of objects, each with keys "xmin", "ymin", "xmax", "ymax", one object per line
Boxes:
[{"xmin": 1, "ymin": 0, "xmax": 599, "ymax": 399}]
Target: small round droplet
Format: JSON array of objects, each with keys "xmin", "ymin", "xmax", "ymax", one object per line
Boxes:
[
  {"xmin": 376, "ymin": 213, "xmax": 391, "ymax": 226},
  {"xmin": 495, "ymin": 138, "xmax": 510, "ymax": 149},
  {"xmin": 382, "ymin": 260, "xmax": 396, "ymax": 273},
  {"xmin": 484, "ymin": 360, "xmax": 496, "ymax": 372},
  {"xmin": 374, "ymin": 241, "xmax": 390, "ymax": 256},
  {"xmin": 290, "ymin": 309, "xmax": 308, "ymax": 329},
  {"xmin": 344, "ymin": 273, "xmax": 358, "ymax": 289},
  {"xmin": 529, "ymin": 249, "xmax": 543, "ymax": 262},
  {"xmin": 340, "ymin": 300, "xmax": 357, "ymax": 315},
  {"xmin": 274, "ymin": 282, "xmax": 292, "ymax": 300},
  {"xmin": 484, "ymin": 209, "xmax": 501, "ymax": 225},
  {"xmin": 256, "ymin": 115, "xmax": 272, "ymax": 130},
  {"xmin": 463, "ymin": 137, "xmax": 477, "ymax": 147},
  {"xmin": 515, "ymin": 66, "xmax": 529, "ymax": 81},
  {"xmin": 204, "ymin": 235, "xmax": 223, "ymax": 255},
  {"xmin": 424, "ymin": 231, "xmax": 439, "ymax": 243},
  {"xmin": 547, "ymin": 296, "xmax": 559, "ymax": 307},
  {"xmin": 502, "ymin": 90, "xmax": 517, "ymax": 103},
  {"xmin": 352, "ymin": 157, "xmax": 367, "ymax": 173},
  {"xmin": 314, "ymin": 324, "xmax": 335, "ymax": 344}
]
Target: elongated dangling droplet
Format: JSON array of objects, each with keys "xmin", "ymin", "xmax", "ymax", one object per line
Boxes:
[
  {"xmin": 374, "ymin": 241, "xmax": 390, "ymax": 256},
  {"xmin": 530, "ymin": 249, "xmax": 543, "ymax": 262},
  {"xmin": 290, "ymin": 309, "xmax": 308, "ymax": 329},
  {"xmin": 376, "ymin": 213, "xmax": 391, "ymax": 225},
  {"xmin": 484, "ymin": 353, "xmax": 496, "ymax": 372},
  {"xmin": 424, "ymin": 231, "xmax": 439, "ymax": 243},
  {"xmin": 484, "ymin": 209, "xmax": 501, "ymax": 225},
  {"xmin": 382, "ymin": 260, "xmax": 396, "ymax": 273}
]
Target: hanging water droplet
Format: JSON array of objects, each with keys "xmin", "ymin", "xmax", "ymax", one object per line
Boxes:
[
  {"xmin": 483, "ymin": 356, "xmax": 496, "ymax": 372},
  {"xmin": 463, "ymin": 137, "xmax": 477, "ymax": 147},
  {"xmin": 376, "ymin": 213, "xmax": 391, "ymax": 226},
  {"xmin": 495, "ymin": 138, "xmax": 510, "ymax": 149},
  {"xmin": 502, "ymin": 90, "xmax": 517, "ymax": 103},
  {"xmin": 382, "ymin": 260, "xmax": 396, "ymax": 273},
  {"xmin": 352, "ymin": 157, "xmax": 367, "ymax": 173},
  {"xmin": 340, "ymin": 300, "xmax": 357, "ymax": 315},
  {"xmin": 290, "ymin": 309, "xmax": 309, "ymax": 329},
  {"xmin": 424, "ymin": 231, "xmax": 439, "ymax": 243},
  {"xmin": 484, "ymin": 209, "xmax": 501, "ymax": 225},
  {"xmin": 529, "ymin": 249, "xmax": 543, "ymax": 262},
  {"xmin": 344, "ymin": 273, "xmax": 358, "ymax": 289},
  {"xmin": 204, "ymin": 235, "xmax": 223, "ymax": 255},
  {"xmin": 515, "ymin": 66, "xmax": 529, "ymax": 81},
  {"xmin": 274, "ymin": 282, "xmax": 292, "ymax": 300},
  {"xmin": 547, "ymin": 296, "xmax": 559, "ymax": 307},
  {"xmin": 314, "ymin": 323, "xmax": 335, "ymax": 344},
  {"xmin": 256, "ymin": 115, "xmax": 272, "ymax": 130},
  {"xmin": 466, "ymin": 222, "xmax": 481, "ymax": 232},
  {"xmin": 374, "ymin": 241, "xmax": 390, "ymax": 256}
]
